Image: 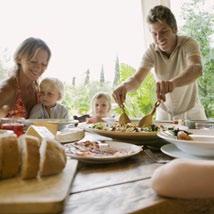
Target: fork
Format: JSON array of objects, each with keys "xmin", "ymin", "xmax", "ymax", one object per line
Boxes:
[{"xmin": 144, "ymin": 149, "xmax": 171, "ymax": 164}]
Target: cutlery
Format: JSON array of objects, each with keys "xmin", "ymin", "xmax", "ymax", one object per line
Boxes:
[
  {"xmin": 118, "ymin": 105, "xmax": 131, "ymax": 125},
  {"xmin": 144, "ymin": 149, "xmax": 171, "ymax": 164},
  {"xmin": 138, "ymin": 100, "xmax": 161, "ymax": 128}
]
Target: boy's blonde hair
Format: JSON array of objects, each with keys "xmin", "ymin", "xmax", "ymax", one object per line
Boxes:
[
  {"xmin": 91, "ymin": 92, "xmax": 112, "ymax": 115},
  {"xmin": 40, "ymin": 77, "xmax": 64, "ymax": 100}
]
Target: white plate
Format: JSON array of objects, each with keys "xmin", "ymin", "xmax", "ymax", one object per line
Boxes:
[
  {"xmin": 24, "ymin": 119, "xmax": 78, "ymax": 130},
  {"xmin": 158, "ymin": 131, "xmax": 214, "ymax": 157},
  {"xmin": 161, "ymin": 144, "xmax": 214, "ymax": 160},
  {"xmin": 64, "ymin": 141, "xmax": 142, "ymax": 164}
]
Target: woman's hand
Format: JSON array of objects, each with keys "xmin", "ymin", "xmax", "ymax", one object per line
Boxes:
[
  {"xmin": 0, "ymin": 105, "xmax": 9, "ymax": 118},
  {"xmin": 113, "ymin": 85, "xmax": 127, "ymax": 107}
]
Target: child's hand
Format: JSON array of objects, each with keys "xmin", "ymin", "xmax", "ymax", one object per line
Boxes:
[
  {"xmin": 86, "ymin": 117, "xmax": 97, "ymax": 124},
  {"xmin": 86, "ymin": 116, "xmax": 103, "ymax": 124}
]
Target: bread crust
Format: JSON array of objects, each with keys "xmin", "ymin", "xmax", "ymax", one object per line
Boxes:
[
  {"xmin": 19, "ymin": 135, "xmax": 40, "ymax": 179},
  {"xmin": 0, "ymin": 134, "xmax": 20, "ymax": 179},
  {"xmin": 40, "ymin": 139, "xmax": 67, "ymax": 177}
]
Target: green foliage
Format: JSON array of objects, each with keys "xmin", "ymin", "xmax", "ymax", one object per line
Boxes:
[
  {"xmin": 181, "ymin": 0, "xmax": 214, "ymax": 117},
  {"xmin": 114, "ymin": 63, "xmax": 156, "ymax": 118},
  {"xmin": 63, "ymin": 62, "xmax": 156, "ymax": 119},
  {"xmin": 0, "ymin": 62, "xmax": 7, "ymax": 80},
  {"xmin": 62, "ymin": 81, "xmax": 113, "ymax": 117}
]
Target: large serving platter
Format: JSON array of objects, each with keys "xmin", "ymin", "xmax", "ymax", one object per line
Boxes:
[
  {"xmin": 85, "ymin": 126, "xmax": 158, "ymax": 141},
  {"xmin": 158, "ymin": 130, "xmax": 214, "ymax": 157},
  {"xmin": 64, "ymin": 140, "xmax": 142, "ymax": 164}
]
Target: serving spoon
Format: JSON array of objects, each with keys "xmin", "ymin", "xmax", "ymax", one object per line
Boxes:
[
  {"xmin": 118, "ymin": 105, "xmax": 131, "ymax": 126},
  {"xmin": 138, "ymin": 100, "xmax": 161, "ymax": 128}
]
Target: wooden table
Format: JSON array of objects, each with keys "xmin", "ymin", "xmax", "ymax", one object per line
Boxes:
[{"xmin": 62, "ymin": 133, "xmax": 214, "ymax": 214}]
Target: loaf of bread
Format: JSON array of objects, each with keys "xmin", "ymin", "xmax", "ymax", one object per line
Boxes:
[
  {"xmin": 0, "ymin": 132, "xmax": 67, "ymax": 180},
  {"xmin": 0, "ymin": 133, "xmax": 20, "ymax": 179},
  {"xmin": 19, "ymin": 135, "xmax": 40, "ymax": 179},
  {"xmin": 39, "ymin": 139, "xmax": 67, "ymax": 177}
]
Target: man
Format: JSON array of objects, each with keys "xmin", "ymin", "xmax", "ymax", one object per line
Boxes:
[{"xmin": 113, "ymin": 5, "xmax": 206, "ymax": 120}]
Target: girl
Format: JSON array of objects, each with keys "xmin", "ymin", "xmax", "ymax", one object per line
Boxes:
[
  {"xmin": 0, "ymin": 37, "xmax": 51, "ymax": 118},
  {"xmin": 86, "ymin": 92, "xmax": 112, "ymax": 124}
]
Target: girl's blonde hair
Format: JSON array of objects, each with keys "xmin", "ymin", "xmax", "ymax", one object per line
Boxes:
[
  {"xmin": 91, "ymin": 92, "xmax": 112, "ymax": 115},
  {"xmin": 40, "ymin": 77, "xmax": 64, "ymax": 100}
]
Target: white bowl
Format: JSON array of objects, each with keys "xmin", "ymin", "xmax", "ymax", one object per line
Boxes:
[{"xmin": 158, "ymin": 131, "xmax": 214, "ymax": 157}]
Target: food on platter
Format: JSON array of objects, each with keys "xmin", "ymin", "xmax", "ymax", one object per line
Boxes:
[
  {"xmin": 64, "ymin": 140, "xmax": 136, "ymax": 158},
  {"xmin": 56, "ymin": 127, "xmax": 85, "ymax": 143},
  {"xmin": 90, "ymin": 122, "xmax": 158, "ymax": 133},
  {"xmin": 0, "ymin": 132, "xmax": 67, "ymax": 180},
  {"xmin": 177, "ymin": 131, "xmax": 193, "ymax": 141},
  {"xmin": 160, "ymin": 126, "xmax": 192, "ymax": 140}
]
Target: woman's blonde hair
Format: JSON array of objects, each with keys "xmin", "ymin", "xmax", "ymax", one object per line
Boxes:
[
  {"xmin": 40, "ymin": 77, "xmax": 64, "ymax": 100},
  {"xmin": 14, "ymin": 37, "xmax": 51, "ymax": 69},
  {"xmin": 91, "ymin": 92, "xmax": 112, "ymax": 115}
]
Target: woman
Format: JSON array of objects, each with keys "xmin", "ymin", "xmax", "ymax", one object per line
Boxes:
[{"xmin": 0, "ymin": 37, "xmax": 51, "ymax": 118}]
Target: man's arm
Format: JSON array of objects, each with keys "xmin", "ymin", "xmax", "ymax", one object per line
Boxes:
[
  {"xmin": 123, "ymin": 66, "xmax": 150, "ymax": 91},
  {"xmin": 156, "ymin": 55, "xmax": 202, "ymax": 101},
  {"xmin": 172, "ymin": 55, "xmax": 202, "ymax": 86}
]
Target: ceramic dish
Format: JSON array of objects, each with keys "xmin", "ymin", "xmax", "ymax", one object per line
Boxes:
[
  {"xmin": 158, "ymin": 131, "xmax": 214, "ymax": 157},
  {"xmin": 161, "ymin": 144, "xmax": 214, "ymax": 160},
  {"xmin": 64, "ymin": 140, "xmax": 142, "ymax": 164},
  {"xmin": 85, "ymin": 126, "xmax": 157, "ymax": 141}
]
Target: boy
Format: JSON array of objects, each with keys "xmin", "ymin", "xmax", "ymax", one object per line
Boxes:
[{"xmin": 29, "ymin": 77, "xmax": 69, "ymax": 119}]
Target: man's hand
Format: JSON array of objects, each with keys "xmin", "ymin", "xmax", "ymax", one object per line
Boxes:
[
  {"xmin": 113, "ymin": 85, "xmax": 127, "ymax": 107},
  {"xmin": 156, "ymin": 81, "xmax": 175, "ymax": 101}
]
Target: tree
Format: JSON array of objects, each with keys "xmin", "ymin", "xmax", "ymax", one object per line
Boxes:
[
  {"xmin": 72, "ymin": 77, "xmax": 76, "ymax": 88},
  {"xmin": 100, "ymin": 64, "xmax": 105, "ymax": 84},
  {"xmin": 181, "ymin": 0, "xmax": 214, "ymax": 117},
  {"xmin": 113, "ymin": 56, "xmax": 120, "ymax": 88},
  {"xmin": 0, "ymin": 62, "xmax": 6, "ymax": 80},
  {"xmin": 0, "ymin": 47, "xmax": 10, "ymax": 80},
  {"xmin": 115, "ymin": 63, "xmax": 156, "ymax": 118},
  {"xmin": 84, "ymin": 69, "xmax": 90, "ymax": 85}
]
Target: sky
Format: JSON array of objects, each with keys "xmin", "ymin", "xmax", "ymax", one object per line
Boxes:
[
  {"xmin": 0, "ymin": 0, "xmax": 144, "ymax": 84},
  {"xmin": 0, "ymin": 0, "xmax": 213, "ymax": 84}
]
